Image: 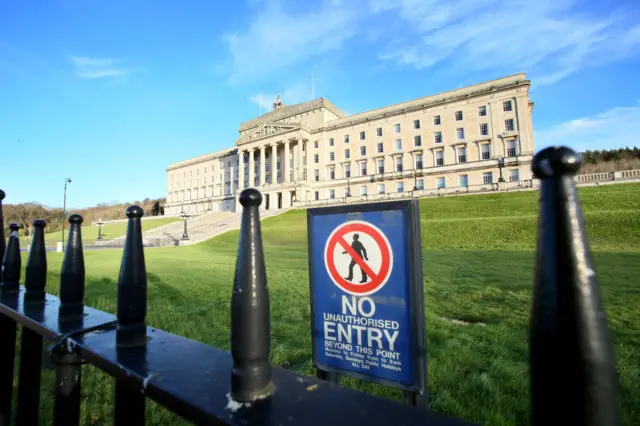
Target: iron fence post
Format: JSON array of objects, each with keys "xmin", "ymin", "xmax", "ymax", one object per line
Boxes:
[
  {"xmin": 530, "ymin": 146, "xmax": 621, "ymax": 426},
  {"xmin": 231, "ymin": 188, "xmax": 274, "ymax": 402},
  {"xmin": 17, "ymin": 219, "xmax": 47, "ymax": 426},
  {"xmin": 54, "ymin": 214, "xmax": 86, "ymax": 426},
  {"xmin": 115, "ymin": 205, "xmax": 147, "ymax": 425}
]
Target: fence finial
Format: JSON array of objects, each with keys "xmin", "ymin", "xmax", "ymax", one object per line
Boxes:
[
  {"xmin": 0, "ymin": 189, "xmax": 6, "ymax": 263},
  {"xmin": 230, "ymin": 188, "xmax": 274, "ymax": 402},
  {"xmin": 60, "ymin": 214, "xmax": 85, "ymax": 318},
  {"xmin": 1, "ymin": 223, "xmax": 22, "ymax": 293},
  {"xmin": 116, "ymin": 205, "xmax": 147, "ymax": 346},
  {"xmin": 530, "ymin": 146, "xmax": 621, "ymax": 426},
  {"xmin": 25, "ymin": 219, "xmax": 47, "ymax": 300}
]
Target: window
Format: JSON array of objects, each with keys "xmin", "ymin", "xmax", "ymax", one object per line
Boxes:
[
  {"xmin": 211, "ymin": 176, "xmax": 215, "ymax": 183},
  {"xmin": 376, "ymin": 127, "xmax": 382, "ymax": 136},
  {"xmin": 394, "ymin": 123, "xmax": 401, "ymax": 133},
  {"xmin": 329, "ymin": 138, "xmax": 334, "ymax": 146},
  {"xmin": 455, "ymin": 110, "xmax": 463, "ymax": 121},
  {"xmin": 314, "ymin": 141, "xmax": 319, "ymax": 149},
  {"xmin": 378, "ymin": 184, "xmax": 385, "ymax": 194},
  {"xmin": 396, "ymin": 157, "xmax": 403, "ymax": 172},
  {"xmin": 314, "ymin": 169, "xmax": 319, "ymax": 182},
  {"xmin": 377, "ymin": 142, "xmax": 384, "ymax": 153},
  {"xmin": 360, "ymin": 162, "xmax": 367, "ymax": 176},
  {"xmin": 360, "ymin": 131, "xmax": 365, "ymax": 140},
  {"xmin": 360, "ymin": 146, "xmax": 366, "ymax": 156},
  {"xmin": 458, "ymin": 147, "xmax": 467, "ymax": 163},
  {"xmin": 479, "ymin": 105, "xmax": 487, "ymax": 116},
  {"xmin": 481, "ymin": 144, "xmax": 491, "ymax": 160},
  {"xmin": 434, "ymin": 115, "xmax": 441, "ymax": 125},
  {"xmin": 314, "ymin": 191, "xmax": 319, "ymax": 200},
  {"xmin": 436, "ymin": 151, "xmax": 444, "ymax": 166},
  {"xmin": 329, "ymin": 152, "xmax": 335, "ymax": 162},
  {"xmin": 456, "ymin": 128, "xmax": 465, "ymax": 140},
  {"xmin": 360, "ymin": 185, "xmax": 368, "ymax": 196},
  {"xmin": 395, "ymin": 139, "xmax": 402, "ymax": 150},
  {"xmin": 414, "ymin": 135, "xmax": 422, "ymax": 147},
  {"xmin": 416, "ymin": 153, "xmax": 423, "ymax": 169},
  {"xmin": 483, "ymin": 172, "xmax": 493, "ymax": 185},
  {"xmin": 345, "ymin": 164, "xmax": 351, "ymax": 178},
  {"xmin": 397, "ymin": 182, "xmax": 404, "ymax": 193},
  {"xmin": 413, "ymin": 119, "xmax": 420, "ymax": 130},
  {"xmin": 329, "ymin": 189, "xmax": 335, "ymax": 199},
  {"xmin": 190, "ymin": 170, "xmax": 193, "ymax": 177},
  {"xmin": 329, "ymin": 167, "xmax": 335, "ymax": 180},
  {"xmin": 377, "ymin": 159, "xmax": 385, "ymax": 174},
  {"xmin": 507, "ymin": 140, "xmax": 517, "ymax": 157},
  {"xmin": 416, "ymin": 179, "xmax": 424, "ymax": 190},
  {"xmin": 480, "ymin": 123, "xmax": 488, "ymax": 136},
  {"xmin": 345, "ymin": 149, "xmax": 350, "ymax": 159},
  {"xmin": 503, "ymin": 100, "xmax": 512, "ymax": 112},
  {"xmin": 505, "ymin": 119, "xmax": 514, "ymax": 132},
  {"xmin": 314, "ymin": 154, "xmax": 319, "ymax": 163},
  {"xmin": 344, "ymin": 135, "xmax": 350, "ymax": 143},
  {"xmin": 509, "ymin": 169, "xmax": 520, "ymax": 182},
  {"xmin": 437, "ymin": 177, "xmax": 446, "ymax": 189},
  {"xmin": 434, "ymin": 131, "xmax": 442, "ymax": 144}
]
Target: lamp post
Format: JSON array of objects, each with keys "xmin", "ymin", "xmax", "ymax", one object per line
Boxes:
[
  {"xmin": 180, "ymin": 211, "xmax": 191, "ymax": 240},
  {"xmin": 498, "ymin": 158, "xmax": 506, "ymax": 182},
  {"xmin": 346, "ymin": 177, "xmax": 351, "ymax": 197},
  {"xmin": 96, "ymin": 219, "xmax": 104, "ymax": 240},
  {"xmin": 61, "ymin": 178, "xmax": 72, "ymax": 251},
  {"xmin": 413, "ymin": 169, "xmax": 419, "ymax": 191}
]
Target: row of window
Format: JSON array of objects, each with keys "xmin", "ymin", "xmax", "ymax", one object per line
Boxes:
[
  {"xmin": 317, "ymin": 169, "xmax": 520, "ymax": 200},
  {"xmin": 325, "ymin": 120, "xmax": 515, "ymax": 160},
  {"xmin": 325, "ymin": 101, "xmax": 514, "ymax": 147}
]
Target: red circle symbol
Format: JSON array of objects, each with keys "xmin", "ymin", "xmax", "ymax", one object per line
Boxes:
[{"xmin": 324, "ymin": 221, "xmax": 393, "ymax": 296}]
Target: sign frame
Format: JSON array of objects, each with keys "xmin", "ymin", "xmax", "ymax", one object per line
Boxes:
[{"xmin": 306, "ymin": 200, "xmax": 428, "ymax": 400}]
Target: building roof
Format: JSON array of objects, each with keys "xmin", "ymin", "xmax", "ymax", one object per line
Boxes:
[{"xmin": 166, "ymin": 146, "xmax": 237, "ymax": 171}]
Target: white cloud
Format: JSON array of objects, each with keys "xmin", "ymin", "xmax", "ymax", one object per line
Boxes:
[
  {"xmin": 371, "ymin": 0, "xmax": 640, "ymax": 87},
  {"xmin": 71, "ymin": 56, "xmax": 135, "ymax": 79},
  {"xmin": 249, "ymin": 80, "xmax": 314, "ymax": 111},
  {"xmin": 535, "ymin": 104, "xmax": 640, "ymax": 152},
  {"xmin": 222, "ymin": 1, "xmax": 361, "ymax": 84}
]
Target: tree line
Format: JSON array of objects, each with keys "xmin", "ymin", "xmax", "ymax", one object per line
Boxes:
[
  {"xmin": 580, "ymin": 146, "xmax": 640, "ymax": 174},
  {"xmin": 2, "ymin": 198, "xmax": 165, "ymax": 237}
]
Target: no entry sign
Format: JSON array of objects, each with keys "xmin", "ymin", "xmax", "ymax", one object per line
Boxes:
[
  {"xmin": 307, "ymin": 200, "xmax": 427, "ymax": 403},
  {"xmin": 324, "ymin": 220, "xmax": 393, "ymax": 296}
]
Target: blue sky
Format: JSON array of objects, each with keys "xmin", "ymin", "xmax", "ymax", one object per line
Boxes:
[{"xmin": 1, "ymin": 0, "xmax": 639, "ymax": 208}]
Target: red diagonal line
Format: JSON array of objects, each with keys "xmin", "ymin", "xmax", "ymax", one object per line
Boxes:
[{"xmin": 337, "ymin": 238, "xmax": 378, "ymax": 281}]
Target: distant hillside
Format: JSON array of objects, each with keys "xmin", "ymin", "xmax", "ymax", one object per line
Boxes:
[{"xmin": 2, "ymin": 197, "xmax": 165, "ymax": 236}]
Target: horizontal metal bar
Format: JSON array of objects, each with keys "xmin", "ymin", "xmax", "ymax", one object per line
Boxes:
[{"xmin": 1, "ymin": 287, "xmax": 474, "ymax": 426}]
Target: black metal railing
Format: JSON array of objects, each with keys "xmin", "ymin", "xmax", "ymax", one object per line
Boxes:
[{"xmin": 0, "ymin": 146, "xmax": 622, "ymax": 426}]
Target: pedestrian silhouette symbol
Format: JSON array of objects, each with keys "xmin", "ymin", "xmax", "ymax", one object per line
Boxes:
[{"xmin": 342, "ymin": 233, "xmax": 369, "ymax": 283}]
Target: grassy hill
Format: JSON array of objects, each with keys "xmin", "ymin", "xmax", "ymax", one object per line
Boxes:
[{"xmin": 15, "ymin": 183, "xmax": 640, "ymax": 425}]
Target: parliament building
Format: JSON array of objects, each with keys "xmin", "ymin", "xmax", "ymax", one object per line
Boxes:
[{"xmin": 165, "ymin": 73, "xmax": 534, "ymax": 215}]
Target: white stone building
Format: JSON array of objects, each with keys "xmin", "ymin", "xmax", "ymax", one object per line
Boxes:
[{"xmin": 165, "ymin": 73, "xmax": 534, "ymax": 215}]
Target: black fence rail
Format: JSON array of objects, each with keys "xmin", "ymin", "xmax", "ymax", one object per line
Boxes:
[{"xmin": 0, "ymin": 146, "xmax": 622, "ymax": 426}]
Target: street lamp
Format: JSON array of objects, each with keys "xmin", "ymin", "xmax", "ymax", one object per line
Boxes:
[
  {"xmin": 180, "ymin": 211, "xmax": 191, "ymax": 240},
  {"xmin": 498, "ymin": 158, "xmax": 506, "ymax": 182},
  {"xmin": 96, "ymin": 219, "xmax": 104, "ymax": 240},
  {"xmin": 61, "ymin": 178, "xmax": 72, "ymax": 251},
  {"xmin": 346, "ymin": 177, "xmax": 351, "ymax": 197},
  {"xmin": 413, "ymin": 169, "xmax": 419, "ymax": 191}
]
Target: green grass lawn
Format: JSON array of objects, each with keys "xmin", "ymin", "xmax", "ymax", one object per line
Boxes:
[
  {"xmin": 10, "ymin": 183, "xmax": 640, "ymax": 425},
  {"xmin": 19, "ymin": 217, "xmax": 180, "ymax": 244}
]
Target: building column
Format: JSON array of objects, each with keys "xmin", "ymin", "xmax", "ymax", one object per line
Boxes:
[
  {"xmin": 293, "ymin": 142, "xmax": 299, "ymax": 181},
  {"xmin": 238, "ymin": 150, "xmax": 245, "ymax": 190},
  {"xmin": 306, "ymin": 140, "xmax": 312, "ymax": 182},
  {"xmin": 249, "ymin": 148, "xmax": 255, "ymax": 188},
  {"xmin": 271, "ymin": 143, "xmax": 278, "ymax": 184},
  {"xmin": 229, "ymin": 163, "xmax": 234, "ymax": 195},
  {"xmin": 260, "ymin": 145, "xmax": 266, "ymax": 186},
  {"xmin": 284, "ymin": 140, "xmax": 290, "ymax": 182},
  {"xmin": 297, "ymin": 137, "xmax": 303, "ymax": 181},
  {"xmin": 430, "ymin": 149, "xmax": 435, "ymax": 167}
]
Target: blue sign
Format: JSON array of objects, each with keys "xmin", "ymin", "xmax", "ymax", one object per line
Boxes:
[{"xmin": 307, "ymin": 200, "xmax": 427, "ymax": 394}]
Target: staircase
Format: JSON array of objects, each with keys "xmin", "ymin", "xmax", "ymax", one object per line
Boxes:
[{"xmin": 158, "ymin": 208, "xmax": 290, "ymax": 246}]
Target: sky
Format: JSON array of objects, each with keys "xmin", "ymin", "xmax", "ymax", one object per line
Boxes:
[{"xmin": 1, "ymin": 0, "xmax": 639, "ymax": 208}]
